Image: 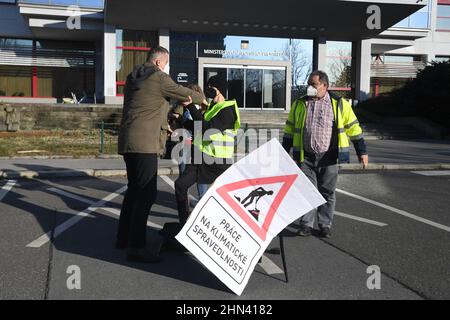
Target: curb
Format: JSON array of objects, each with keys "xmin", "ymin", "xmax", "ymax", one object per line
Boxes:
[
  {"xmin": 338, "ymin": 163, "xmax": 450, "ymax": 171},
  {"xmin": 0, "ymin": 167, "xmax": 180, "ymax": 180},
  {"xmin": 1, "ymin": 164, "xmax": 450, "ymax": 180},
  {"xmin": 0, "ymin": 155, "xmax": 123, "ymax": 160}
]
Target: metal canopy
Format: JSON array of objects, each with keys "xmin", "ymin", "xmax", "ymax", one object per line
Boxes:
[{"xmin": 105, "ymin": 0, "xmax": 425, "ymax": 40}]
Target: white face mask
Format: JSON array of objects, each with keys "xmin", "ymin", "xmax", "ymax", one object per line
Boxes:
[
  {"xmin": 307, "ymin": 85, "xmax": 318, "ymax": 97},
  {"xmin": 163, "ymin": 64, "xmax": 170, "ymax": 75}
]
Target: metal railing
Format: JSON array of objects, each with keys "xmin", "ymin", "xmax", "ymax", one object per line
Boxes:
[
  {"xmin": 97, "ymin": 121, "xmax": 285, "ymax": 159},
  {"xmin": 97, "ymin": 121, "xmax": 120, "ymax": 154},
  {"xmin": 371, "ymin": 61, "xmax": 426, "ymax": 78}
]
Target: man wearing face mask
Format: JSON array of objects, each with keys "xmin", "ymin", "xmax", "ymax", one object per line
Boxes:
[
  {"xmin": 282, "ymin": 70, "xmax": 368, "ymax": 238},
  {"xmin": 174, "ymin": 75, "xmax": 240, "ymax": 226},
  {"xmin": 117, "ymin": 46, "xmax": 206, "ymax": 262}
]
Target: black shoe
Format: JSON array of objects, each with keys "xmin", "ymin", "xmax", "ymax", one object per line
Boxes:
[
  {"xmin": 297, "ymin": 225, "xmax": 312, "ymax": 237},
  {"xmin": 126, "ymin": 247, "xmax": 162, "ymax": 263},
  {"xmin": 265, "ymin": 248, "xmax": 281, "ymax": 255},
  {"xmin": 319, "ymin": 225, "xmax": 331, "ymax": 238}
]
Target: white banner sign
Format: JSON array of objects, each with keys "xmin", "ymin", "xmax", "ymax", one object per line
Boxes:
[{"xmin": 176, "ymin": 139, "xmax": 326, "ymax": 295}]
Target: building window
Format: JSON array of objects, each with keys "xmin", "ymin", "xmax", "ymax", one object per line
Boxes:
[
  {"xmin": 437, "ymin": 2, "xmax": 450, "ymax": 31},
  {"xmin": 370, "ymin": 54, "xmax": 425, "ymax": 97},
  {"xmin": 434, "ymin": 56, "xmax": 450, "ymax": 62},
  {"xmin": 263, "ymin": 69, "xmax": 286, "ymax": 109},
  {"xmin": 0, "ymin": 37, "xmax": 95, "ymax": 100},
  {"xmin": 0, "ymin": 65, "xmax": 32, "ymax": 97},
  {"xmin": 115, "ymin": 29, "xmax": 157, "ymax": 96},
  {"xmin": 170, "ymin": 32, "xmax": 312, "ymax": 106},
  {"xmin": 325, "ymin": 41, "xmax": 353, "ymax": 99},
  {"xmin": 203, "ymin": 66, "xmax": 287, "ymax": 110},
  {"xmin": 370, "ymin": 78, "xmax": 411, "ymax": 97},
  {"xmin": 394, "ymin": 2, "xmax": 432, "ymax": 29},
  {"xmin": 17, "ymin": 0, "xmax": 104, "ymax": 8},
  {"xmin": 37, "ymin": 67, "xmax": 94, "ymax": 99}
]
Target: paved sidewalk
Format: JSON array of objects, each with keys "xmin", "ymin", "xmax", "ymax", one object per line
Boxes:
[{"xmin": 1, "ymin": 139, "xmax": 449, "ymax": 179}]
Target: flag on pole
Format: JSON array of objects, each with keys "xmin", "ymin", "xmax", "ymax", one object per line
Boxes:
[{"xmin": 176, "ymin": 139, "xmax": 326, "ymax": 295}]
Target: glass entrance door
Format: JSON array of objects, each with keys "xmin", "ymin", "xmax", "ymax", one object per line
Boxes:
[{"xmin": 203, "ymin": 64, "xmax": 287, "ymax": 110}]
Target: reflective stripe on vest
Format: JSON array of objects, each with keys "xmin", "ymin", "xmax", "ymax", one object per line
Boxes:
[
  {"xmin": 288, "ymin": 95, "xmax": 358, "ymax": 163},
  {"xmin": 193, "ymin": 100, "xmax": 241, "ymax": 159}
]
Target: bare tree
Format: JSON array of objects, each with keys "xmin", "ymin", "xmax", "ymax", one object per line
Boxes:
[
  {"xmin": 283, "ymin": 40, "xmax": 312, "ymax": 88},
  {"xmin": 328, "ymin": 49, "xmax": 352, "ymax": 88}
]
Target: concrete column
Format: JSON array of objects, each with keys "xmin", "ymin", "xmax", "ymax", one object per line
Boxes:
[
  {"xmin": 104, "ymin": 24, "xmax": 121, "ymax": 105},
  {"xmin": 354, "ymin": 39, "xmax": 372, "ymax": 103},
  {"xmin": 286, "ymin": 61, "xmax": 292, "ymax": 111},
  {"xmin": 428, "ymin": 0, "xmax": 438, "ymax": 63},
  {"xmin": 95, "ymin": 40, "xmax": 104, "ymax": 102},
  {"xmin": 313, "ymin": 37, "xmax": 327, "ymax": 71},
  {"xmin": 430, "ymin": 0, "xmax": 438, "ymax": 31},
  {"xmin": 159, "ymin": 28, "xmax": 170, "ymax": 74}
]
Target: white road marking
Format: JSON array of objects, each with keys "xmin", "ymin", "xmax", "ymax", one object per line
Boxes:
[
  {"xmin": 96, "ymin": 206, "xmax": 163, "ymax": 229},
  {"xmin": 259, "ymin": 254, "xmax": 284, "ymax": 275},
  {"xmin": 27, "ymin": 186, "xmax": 128, "ymax": 248},
  {"xmin": 47, "ymin": 188, "xmax": 163, "ymax": 229},
  {"xmin": 336, "ymin": 188, "xmax": 450, "ymax": 233},
  {"xmin": 97, "ymin": 206, "xmax": 120, "ymax": 214},
  {"xmin": 160, "ymin": 175, "xmax": 175, "ymax": 189},
  {"xmin": 160, "ymin": 175, "xmax": 284, "ymax": 275},
  {"xmin": 49, "ymin": 186, "xmax": 387, "ymax": 230},
  {"xmin": 0, "ymin": 180, "xmax": 16, "ymax": 202},
  {"xmin": 412, "ymin": 170, "xmax": 450, "ymax": 176},
  {"xmin": 334, "ymin": 211, "xmax": 387, "ymax": 227},
  {"xmin": 160, "ymin": 175, "xmax": 197, "ymax": 203}
]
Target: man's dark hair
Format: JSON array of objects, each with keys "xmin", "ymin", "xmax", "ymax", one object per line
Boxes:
[
  {"xmin": 147, "ymin": 46, "xmax": 169, "ymax": 62},
  {"xmin": 309, "ymin": 70, "xmax": 329, "ymax": 87}
]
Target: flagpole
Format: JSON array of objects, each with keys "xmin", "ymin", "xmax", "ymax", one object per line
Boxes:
[{"xmin": 279, "ymin": 235, "xmax": 289, "ymax": 283}]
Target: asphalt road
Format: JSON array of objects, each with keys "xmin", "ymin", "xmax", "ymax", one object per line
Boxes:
[{"xmin": 0, "ymin": 170, "xmax": 449, "ymax": 300}]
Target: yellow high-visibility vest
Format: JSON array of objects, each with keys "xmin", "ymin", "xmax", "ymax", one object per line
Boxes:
[
  {"xmin": 193, "ymin": 100, "xmax": 241, "ymax": 159},
  {"xmin": 284, "ymin": 95, "xmax": 364, "ymax": 163}
]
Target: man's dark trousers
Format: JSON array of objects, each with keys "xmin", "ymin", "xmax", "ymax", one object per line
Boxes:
[
  {"xmin": 117, "ymin": 153, "xmax": 158, "ymax": 248},
  {"xmin": 299, "ymin": 151, "xmax": 338, "ymax": 228}
]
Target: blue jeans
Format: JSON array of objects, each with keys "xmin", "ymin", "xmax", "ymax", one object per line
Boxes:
[{"xmin": 197, "ymin": 183, "xmax": 209, "ymax": 199}]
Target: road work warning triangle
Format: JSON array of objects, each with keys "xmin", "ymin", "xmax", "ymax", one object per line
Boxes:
[{"xmin": 216, "ymin": 174, "xmax": 298, "ymax": 241}]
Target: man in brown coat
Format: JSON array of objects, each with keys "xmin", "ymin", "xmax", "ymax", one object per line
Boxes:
[{"xmin": 117, "ymin": 46, "xmax": 205, "ymax": 263}]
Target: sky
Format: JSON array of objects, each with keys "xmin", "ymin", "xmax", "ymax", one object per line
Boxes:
[
  {"xmin": 223, "ymin": 36, "xmax": 312, "ymax": 62},
  {"xmin": 16, "ymin": 0, "xmax": 104, "ymax": 8}
]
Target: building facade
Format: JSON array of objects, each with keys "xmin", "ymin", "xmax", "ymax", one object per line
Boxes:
[{"xmin": 0, "ymin": 0, "xmax": 448, "ymax": 110}]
